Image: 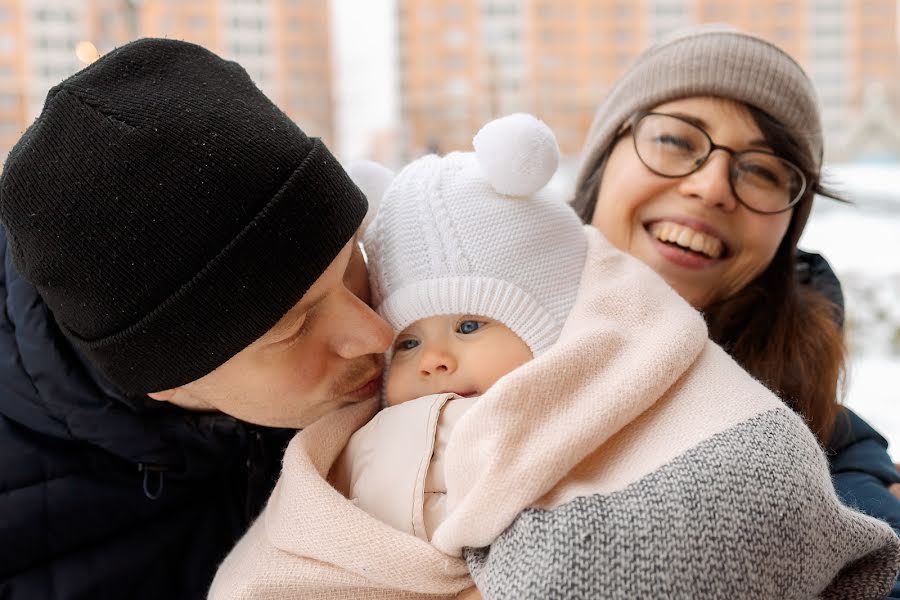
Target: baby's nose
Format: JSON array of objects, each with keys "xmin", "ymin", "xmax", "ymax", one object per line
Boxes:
[{"xmin": 419, "ymin": 348, "xmax": 457, "ymax": 377}]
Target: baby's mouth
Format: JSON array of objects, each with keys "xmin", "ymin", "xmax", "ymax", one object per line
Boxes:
[{"xmin": 646, "ymin": 221, "xmax": 728, "ymax": 259}]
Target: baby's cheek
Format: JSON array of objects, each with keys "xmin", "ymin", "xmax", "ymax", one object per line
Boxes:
[{"xmin": 383, "ymin": 366, "xmax": 409, "ymax": 406}]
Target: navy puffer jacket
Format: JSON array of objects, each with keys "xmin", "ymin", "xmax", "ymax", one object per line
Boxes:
[
  {"xmin": 800, "ymin": 250, "xmax": 900, "ymax": 598},
  {"xmin": 0, "ymin": 227, "xmax": 292, "ymax": 599}
]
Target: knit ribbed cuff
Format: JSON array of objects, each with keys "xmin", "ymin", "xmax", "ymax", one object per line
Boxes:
[{"xmin": 379, "ymin": 277, "xmax": 559, "ymax": 356}]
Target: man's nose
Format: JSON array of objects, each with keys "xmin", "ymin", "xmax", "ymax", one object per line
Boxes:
[
  {"xmin": 418, "ymin": 346, "xmax": 457, "ymax": 377},
  {"xmin": 331, "ymin": 292, "xmax": 393, "ymax": 359}
]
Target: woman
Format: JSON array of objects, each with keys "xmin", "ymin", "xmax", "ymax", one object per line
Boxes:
[{"xmin": 571, "ymin": 24, "xmax": 900, "ymax": 597}]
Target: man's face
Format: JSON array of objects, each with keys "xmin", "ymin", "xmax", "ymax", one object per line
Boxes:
[{"xmin": 152, "ymin": 239, "xmax": 393, "ymax": 428}]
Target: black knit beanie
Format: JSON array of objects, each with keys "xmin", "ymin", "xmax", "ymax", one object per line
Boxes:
[{"xmin": 0, "ymin": 38, "xmax": 367, "ymax": 395}]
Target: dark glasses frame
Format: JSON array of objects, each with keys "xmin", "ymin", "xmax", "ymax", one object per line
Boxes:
[{"xmin": 628, "ymin": 111, "xmax": 809, "ymax": 215}]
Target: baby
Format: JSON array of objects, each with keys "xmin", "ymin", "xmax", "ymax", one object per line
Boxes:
[{"xmin": 333, "ymin": 113, "xmax": 587, "ymax": 540}]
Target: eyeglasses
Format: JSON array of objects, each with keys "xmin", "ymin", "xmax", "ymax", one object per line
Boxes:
[{"xmin": 629, "ymin": 111, "xmax": 808, "ymax": 214}]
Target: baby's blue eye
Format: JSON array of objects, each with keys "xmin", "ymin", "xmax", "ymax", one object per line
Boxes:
[
  {"xmin": 457, "ymin": 320, "xmax": 483, "ymax": 334},
  {"xmin": 396, "ymin": 339, "xmax": 419, "ymax": 352}
]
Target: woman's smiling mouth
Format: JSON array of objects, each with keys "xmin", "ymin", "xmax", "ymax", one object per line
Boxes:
[{"xmin": 647, "ymin": 220, "xmax": 726, "ymax": 259}]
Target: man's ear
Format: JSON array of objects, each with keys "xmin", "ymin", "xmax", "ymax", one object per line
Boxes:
[{"xmin": 147, "ymin": 389, "xmax": 177, "ymax": 401}]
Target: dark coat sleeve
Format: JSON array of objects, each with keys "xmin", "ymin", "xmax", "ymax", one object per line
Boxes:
[
  {"xmin": 797, "ymin": 250, "xmax": 899, "ymax": 516},
  {"xmin": 798, "ymin": 251, "xmax": 900, "ymax": 513},
  {"xmin": 800, "ymin": 251, "xmax": 900, "ymax": 597},
  {"xmin": 828, "ymin": 409, "xmax": 900, "ymax": 598},
  {"xmin": 828, "ymin": 409, "xmax": 900, "ymax": 530}
]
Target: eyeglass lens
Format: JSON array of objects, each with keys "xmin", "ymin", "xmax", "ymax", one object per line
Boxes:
[{"xmin": 633, "ymin": 113, "xmax": 806, "ymax": 213}]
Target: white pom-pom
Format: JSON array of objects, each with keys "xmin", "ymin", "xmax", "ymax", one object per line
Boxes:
[
  {"xmin": 346, "ymin": 159, "xmax": 395, "ymax": 233},
  {"xmin": 472, "ymin": 113, "xmax": 560, "ymax": 197}
]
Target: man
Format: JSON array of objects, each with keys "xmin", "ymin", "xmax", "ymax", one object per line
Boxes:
[{"xmin": 0, "ymin": 38, "xmax": 392, "ymax": 599}]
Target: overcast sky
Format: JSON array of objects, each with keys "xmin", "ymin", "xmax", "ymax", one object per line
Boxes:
[{"xmin": 331, "ymin": 0, "xmax": 396, "ymax": 162}]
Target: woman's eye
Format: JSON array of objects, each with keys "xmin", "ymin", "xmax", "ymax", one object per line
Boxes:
[
  {"xmin": 655, "ymin": 134, "xmax": 695, "ymax": 151},
  {"xmin": 738, "ymin": 162, "xmax": 783, "ymax": 187},
  {"xmin": 457, "ymin": 320, "xmax": 484, "ymax": 334},
  {"xmin": 395, "ymin": 338, "xmax": 419, "ymax": 352}
]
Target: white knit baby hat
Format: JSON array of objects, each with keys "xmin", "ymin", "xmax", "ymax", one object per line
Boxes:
[{"xmin": 354, "ymin": 113, "xmax": 587, "ymax": 356}]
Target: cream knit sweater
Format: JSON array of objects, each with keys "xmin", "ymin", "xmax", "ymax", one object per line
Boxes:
[{"xmin": 210, "ymin": 227, "xmax": 900, "ymax": 599}]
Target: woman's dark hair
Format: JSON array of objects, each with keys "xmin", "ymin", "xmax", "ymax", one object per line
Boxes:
[{"xmin": 573, "ymin": 104, "xmax": 846, "ymax": 445}]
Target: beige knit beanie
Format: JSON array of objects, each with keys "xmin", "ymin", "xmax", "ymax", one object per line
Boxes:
[
  {"xmin": 575, "ymin": 25, "xmax": 823, "ymax": 234},
  {"xmin": 354, "ymin": 113, "xmax": 587, "ymax": 357}
]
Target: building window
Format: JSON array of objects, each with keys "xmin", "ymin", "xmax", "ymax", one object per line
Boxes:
[
  {"xmin": 537, "ymin": 2, "xmax": 555, "ymax": 18},
  {"xmin": 485, "ymin": 2, "xmax": 518, "ymax": 17},
  {"xmin": 444, "ymin": 28, "xmax": 466, "ymax": 47},
  {"xmin": 615, "ymin": 3, "xmax": 632, "ymax": 17},
  {"xmin": 445, "ymin": 78, "xmax": 469, "ymax": 96},
  {"xmin": 774, "ymin": 2, "xmax": 793, "ymax": 16},
  {"xmin": 774, "ymin": 28, "xmax": 793, "ymax": 42},
  {"xmin": 445, "ymin": 5, "xmax": 464, "ymax": 21},
  {"xmin": 444, "ymin": 54, "xmax": 466, "ymax": 69},
  {"xmin": 230, "ymin": 15, "xmax": 265, "ymax": 30},
  {"xmin": 815, "ymin": 0, "xmax": 844, "ymax": 12},
  {"xmin": 701, "ymin": 4, "xmax": 731, "ymax": 20},
  {"xmin": 418, "ymin": 6, "xmax": 437, "ymax": 23},
  {"xmin": 229, "ymin": 41, "xmax": 269, "ymax": 56},
  {"xmin": 34, "ymin": 8, "xmax": 77, "ymax": 24},
  {"xmin": 445, "ymin": 105, "xmax": 467, "ymax": 119},
  {"xmin": 813, "ymin": 25, "xmax": 844, "ymax": 37},
  {"xmin": 540, "ymin": 55, "xmax": 561, "ymax": 69},
  {"xmin": 187, "ymin": 15, "xmax": 209, "ymax": 30},
  {"xmin": 862, "ymin": 2, "xmax": 892, "ymax": 14}
]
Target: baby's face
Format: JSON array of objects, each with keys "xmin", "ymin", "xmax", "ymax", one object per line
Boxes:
[{"xmin": 384, "ymin": 314, "xmax": 533, "ymax": 406}]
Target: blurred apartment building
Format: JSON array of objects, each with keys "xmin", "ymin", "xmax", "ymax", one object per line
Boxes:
[
  {"xmin": 0, "ymin": 0, "xmax": 333, "ymax": 167},
  {"xmin": 397, "ymin": 0, "xmax": 900, "ymax": 161}
]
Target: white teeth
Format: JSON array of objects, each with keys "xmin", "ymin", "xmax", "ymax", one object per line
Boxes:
[{"xmin": 648, "ymin": 221, "xmax": 724, "ymax": 259}]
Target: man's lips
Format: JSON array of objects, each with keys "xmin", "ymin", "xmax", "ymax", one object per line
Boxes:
[{"xmin": 346, "ymin": 371, "xmax": 383, "ymax": 399}]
